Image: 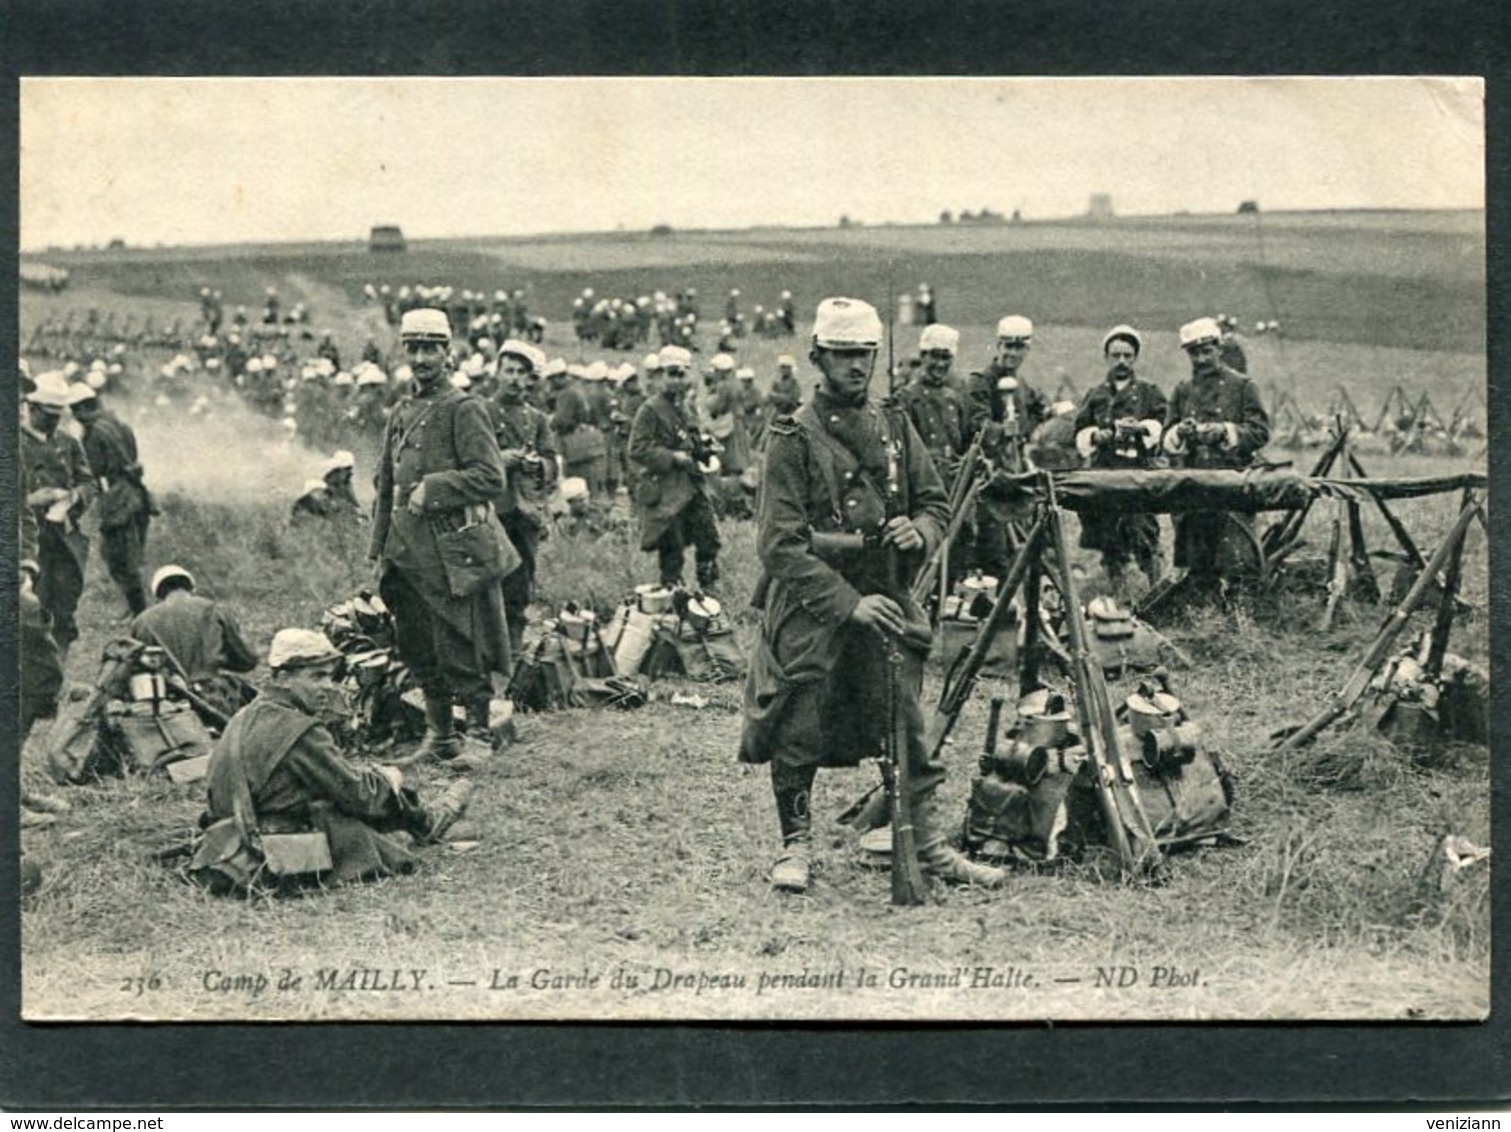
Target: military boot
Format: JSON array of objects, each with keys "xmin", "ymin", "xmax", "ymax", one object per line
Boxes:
[
  {"xmin": 394, "ymin": 691, "xmax": 460, "ymax": 766},
  {"xmin": 914, "ymin": 788, "xmax": 1008, "ymax": 888},
  {"xmin": 695, "ymin": 556, "xmax": 720, "ymax": 594},
  {"xmin": 448, "ymin": 697, "xmax": 497, "ymax": 773},
  {"xmin": 771, "ymin": 764, "xmax": 816, "ymax": 893},
  {"xmin": 419, "ymin": 780, "xmax": 473, "ymax": 844}
]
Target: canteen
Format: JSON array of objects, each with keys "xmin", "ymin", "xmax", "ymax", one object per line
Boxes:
[
  {"xmin": 635, "ymin": 584, "xmax": 674, "ymax": 615},
  {"xmin": 1126, "ymin": 690, "xmax": 1182, "ymax": 738},
  {"xmin": 684, "ymin": 595, "xmax": 722, "ymax": 634},
  {"xmin": 612, "ymin": 605, "xmax": 657, "ymax": 677}
]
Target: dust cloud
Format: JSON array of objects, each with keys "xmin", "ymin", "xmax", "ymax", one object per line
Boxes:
[{"xmin": 120, "ymin": 389, "xmax": 378, "ymax": 509}]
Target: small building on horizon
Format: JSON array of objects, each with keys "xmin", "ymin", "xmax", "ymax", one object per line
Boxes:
[{"xmin": 1087, "ymin": 193, "xmax": 1115, "ymax": 219}]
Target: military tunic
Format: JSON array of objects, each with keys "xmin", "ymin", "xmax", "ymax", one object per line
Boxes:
[
  {"xmin": 1162, "ymin": 363, "xmax": 1271, "ymax": 575},
  {"xmin": 739, "ymin": 389, "xmax": 947, "ymax": 786},
  {"xmin": 370, "ymin": 383, "xmax": 510, "ymax": 702},
  {"xmin": 193, "ymin": 684, "xmax": 430, "ymax": 888},
  {"xmin": 897, "ymin": 377, "xmax": 971, "ymax": 480},
  {"xmin": 1072, "ymin": 376, "xmax": 1169, "ymax": 574},
  {"xmin": 22, "ymin": 422, "xmax": 97, "ymax": 649},
  {"xmin": 131, "ymin": 590, "xmax": 259, "ymax": 721},
  {"xmin": 628, "ymin": 393, "xmax": 722, "ymax": 588},
  {"xmin": 489, "ymin": 399, "xmax": 559, "ymax": 648},
  {"xmin": 19, "ymin": 465, "xmax": 63, "ymax": 737},
  {"xmin": 553, "ymin": 384, "xmax": 609, "ymax": 497},
  {"xmin": 81, "ymin": 408, "xmax": 153, "ymax": 615},
  {"xmin": 966, "ymin": 364, "xmax": 1048, "ymax": 575}
]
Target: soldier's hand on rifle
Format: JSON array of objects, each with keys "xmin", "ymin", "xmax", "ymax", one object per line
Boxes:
[
  {"xmin": 1198, "ymin": 422, "xmax": 1228, "ymax": 447},
  {"xmin": 880, "ymin": 514, "xmax": 925, "ymax": 552},
  {"xmin": 851, "ymin": 593, "xmax": 908, "ymax": 637},
  {"xmin": 406, "ymin": 480, "xmax": 428, "ymax": 515},
  {"xmin": 1177, "ymin": 418, "xmax": 1199, "ymax": 441}
]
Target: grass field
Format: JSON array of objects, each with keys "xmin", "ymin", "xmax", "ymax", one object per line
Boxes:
[{"xmin": 17, "ymin": 210, "xmax": 1490, "ymax": 1022}]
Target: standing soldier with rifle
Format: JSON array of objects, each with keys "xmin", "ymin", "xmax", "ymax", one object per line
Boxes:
[
  {"xmin": 739, "ymin": 297, "xmax": 1006, "ymax": 895},
  {"xmin": 1073, "ymin": 324, "xmax": 1168, "ymax": 589},
  {"xmin": 967, "ymin": 315, "xmax": 1048, "ymax": 581},
  {"xmin": 1162, "ymin": 317, "xmax": 1271, "ymax": 600}
]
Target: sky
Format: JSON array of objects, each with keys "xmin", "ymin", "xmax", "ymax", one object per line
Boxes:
[{"xmin": 18, "ymin": 77, "xmax": 1484, "ymax": 250}]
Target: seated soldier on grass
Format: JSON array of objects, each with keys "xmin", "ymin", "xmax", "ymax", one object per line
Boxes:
[
  {"xmin": 130, "ymin": 565, "xmax": 259, "ymax": 723},
  {"xmin": 189, "ymin": 629, "xmax": 471, "ymax": 895}
]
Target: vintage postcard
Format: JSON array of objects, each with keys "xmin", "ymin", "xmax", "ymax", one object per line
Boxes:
[{"xmin": 16, "ymin": 76, "xmax": 1488, "ymax": 1026}]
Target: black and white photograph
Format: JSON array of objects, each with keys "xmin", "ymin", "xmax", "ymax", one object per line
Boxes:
[{"xmin": 15, "ymin": 76, "xmax": 1489, "ymax": 1026}]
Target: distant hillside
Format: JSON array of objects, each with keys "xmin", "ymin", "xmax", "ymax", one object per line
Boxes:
[{"xmin": 30, "ymin": 210, "xmax": 1484, "ymax": 353}]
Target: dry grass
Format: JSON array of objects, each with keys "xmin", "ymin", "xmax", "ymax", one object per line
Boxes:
[{"xmin": 17, "ymin": 230, "xmax": 1490, "ymax": 1024}]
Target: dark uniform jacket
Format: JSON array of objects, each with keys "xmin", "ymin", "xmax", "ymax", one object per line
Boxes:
[
  {"xmin": 1073, "ymin": 376, "xmax": 1169, "ymax": 468},
  {"xmin": 22, "ymin": 422, "xmax": 97, "ymax": 568},
  {"xmin": 1163, "ymin": 364, "xmax": 1270, "ymax": 469},
  {"xmin": 966, "ymin": 364, "xmax": 1049, "ymax": 445},
  {"xmin": 628, "ymin": 393, "xmax": 709, "ymax": 550},
  {"xmin": 81, "ymin": 410, "xmax": 151, "ymax": 530},
  {"xmin": 488, "ymin": 399, "xmax": 559, "ymax": 519},
  {"xmin": 897, "ymin": 377, "xmax": 972, "ymax": 476},
  {"xmin": 702, "ymin": 382, "xmax": 754, "ymax": 475},
  {"xmin": 739, "ymin": 389, "xmax": 947, "ymax": 768},
  {"xmin": 195, "ymin": 684, "xmax": 419, "ymax": 885},
  {"xmin": 552, "ymin": 384, "xmax": 608, "ymax": 465},
  {"xmin": 23, "ymin": 423, "xmax": 97, "ymax": 515},
  {"xmin": 131, "ymin": 592, "xmax": 258, "ymax": 683},
  {"xmin": 370, "ymin": 384, "xmax": 507, "ymax": 574},
  {"xmin": 369, "ymin": 382, "xmax": 509, "ymax": 661}
]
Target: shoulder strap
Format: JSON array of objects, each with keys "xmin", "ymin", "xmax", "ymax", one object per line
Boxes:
[{"xmin": 792, "ymin": 402, "xmax": 848, "ymax": 523}]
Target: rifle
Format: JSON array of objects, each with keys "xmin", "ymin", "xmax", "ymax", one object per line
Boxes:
[
  {"xmin": 909, "ymin": 473, "xmax": 984, "ymax": 608},
  {"xmin": 923, "ymin": 509, "xmax": 1050, "ymax": 761},
  {"xmin": 1275, "ymin": 493, "xmax": 1482, "ymax": 750},
  {"xmin": 881, "ymin": 407, "xmax": 926, "ymax": 906},
  {"xmin": 1043, "ymin": 475, "xmax": 1161, "ymax": 877}
]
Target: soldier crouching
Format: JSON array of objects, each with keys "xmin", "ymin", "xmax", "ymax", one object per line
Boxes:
[{"xmin": 738, "ymin": 298, "xmax": 1006, "ymax": 894}]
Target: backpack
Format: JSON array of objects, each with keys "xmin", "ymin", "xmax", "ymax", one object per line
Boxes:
[{"xmin": 507, "ymin": 635, "xmax": 579, "ymax": 712}]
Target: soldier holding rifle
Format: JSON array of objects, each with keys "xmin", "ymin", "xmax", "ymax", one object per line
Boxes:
[{"xmin": 739, "ymin": 298, "xmax": 1006, "ymax": 894}]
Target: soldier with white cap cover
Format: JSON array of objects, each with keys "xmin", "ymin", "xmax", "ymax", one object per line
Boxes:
[
  {"xmin": 130, "ymin": 564, "xmax": 259, "ymax": 722},
  {"xmin": 1072, "ymin": 324, "xmax": 1169, "ymax": 587},
  {"xmin": 22, "ymin": 372, "xmax": 98, "ymax": 655},
  {"xmin": 1161, "ymin": 316, "xmax": 1271, "ymax": 597},
  {"xmin": 965, "ymin": 314, "xmax": 1049, "ymax": 575},
  {"xmin": 489, "ymin": 338, "xmax": 559, "ymax": 652},
  {"xmin": 627, "ymin": 343, "xmax": 723, "ymax": 590},
  {"xmin": 188, "ymin": 628, "xmax": 472, "ymax": 895},
  {"xmin": 739, "ymin": 298, "xmax": 1006, "ymax": 894},
  {"xmin": 897, "ymin": 321, "xmax": 971, "ymax": 482},
  {"xmin": 292, "ymin": 449, "xmax": 363, "ymax": 523},
  {"xmin": 370, "ymin": 308, "xmax": 511, "ymax": 765}
]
